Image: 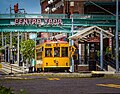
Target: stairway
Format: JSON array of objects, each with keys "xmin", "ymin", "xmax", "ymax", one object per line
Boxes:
[
  {"xmin": 1, "ymin": 62, "xmax": 26, "ymax": 74},
  {"xmin": 96, "ymin": 58, "xmax": 116, "ymax": 72}
]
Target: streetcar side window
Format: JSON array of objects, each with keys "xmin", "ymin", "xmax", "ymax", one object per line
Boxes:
[
  {"xmin": 45, "ymin": 48, "xmax": 52, "ymax": 57},
  {"xmin": 37, "ymin": 52, "xmax": 42, "ymax": 60},
  {"xmin": 62, "ymin": 47, "xmax": 68, "ymax": 57},
  {"xmin": 36, "ymin": 49, "xmax": 42, "ymax": 60},
  {"xmin": 54, "ymin": 47, "xmax": 60, "ymax": 57}
]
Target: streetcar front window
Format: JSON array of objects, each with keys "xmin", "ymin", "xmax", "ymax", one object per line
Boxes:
[
  {"xmin": 45, "ymin": 48, "xmax": 52, "ymax": 57},
  {"xmin": 62, "ymin": 47, "xmax": 68, "ymax": 57},
  {"xmin": 54, "ymin": 47, "xmax": 60, "ymax": 57}
]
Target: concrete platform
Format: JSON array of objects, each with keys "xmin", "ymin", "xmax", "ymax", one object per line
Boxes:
[
  {"xmin": 91, "ymin": 71, "xmax": 115, "ymax": 74},
  {"xmin": 91, "ymin": 71, "xmax": 115, "ymax": 77}
]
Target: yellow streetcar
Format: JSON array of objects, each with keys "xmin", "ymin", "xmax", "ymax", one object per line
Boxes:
[{"xmin": 35, "ymin": 40, "xmax": 75, "ymax": 72}]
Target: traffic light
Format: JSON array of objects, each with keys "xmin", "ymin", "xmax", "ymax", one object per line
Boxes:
[{"xmin": 14, "ymin": 3, "xmax": 18, "ymax": 13}]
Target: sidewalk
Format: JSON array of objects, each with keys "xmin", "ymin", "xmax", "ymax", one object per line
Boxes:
[
  {"xmin": 1, "ymin": 62, "xmax": 28, "ymax": 74},
  {"xmin": 0, "ymin": 72, "xmax": 92, "ymax": 80},
  {"xmin": 0, "ymin": 71, "xmax": 120, "ymax": 80}
]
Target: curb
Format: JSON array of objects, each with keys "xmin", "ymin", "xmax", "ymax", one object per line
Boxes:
[
  {"xmin": 1, "ymin": 72, "xmax": 120, "ymax": 80},
  {"xmin": 0, "ymin": 73, "xmax": 92, "ymax": 80}
]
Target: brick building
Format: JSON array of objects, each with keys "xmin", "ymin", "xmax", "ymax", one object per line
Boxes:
[
  {"xmin": 40, "ymin": 0, "xmax": 120, "ymax": 71},
  {"xmin": 40, "ymin": 0, "xmax": 119, "ymax": 15}
]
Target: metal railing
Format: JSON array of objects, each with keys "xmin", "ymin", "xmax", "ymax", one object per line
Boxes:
[
  {"xmin": 0, "ymin": 14, "xmax": 117, "ymax": 20},
  {"xmin": 96, "ymin": 58, "xmax": 108, "ymax": 71}
]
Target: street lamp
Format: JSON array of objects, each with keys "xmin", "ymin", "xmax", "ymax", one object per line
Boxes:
[
  {"xmin": 45, "ymin": 0, "xmax": 56, "ymax": 14},
  {"xmin": 45, "ymin": 0, "xmax": 56, "ymax": 38},
  {"xmin": 12, "ymin": 45, "xmax": 16, "ymax": 64},
  {"xmin": 9, "ymin": 45, "xmax": 16, "ymax": 75}
]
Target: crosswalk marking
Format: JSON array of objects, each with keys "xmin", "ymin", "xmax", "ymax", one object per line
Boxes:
[
  {"xmin": 47, "ymin": 78, "xmax": 60, "ymax": 80},
  {"xmin": 97, "ymin": 84, "xmax": 120, "ymax": 89}
]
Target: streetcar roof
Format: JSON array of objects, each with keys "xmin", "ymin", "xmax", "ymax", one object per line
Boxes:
[
  {"xmin": 44, "ymin": 40, "xmax": 68, "ymax": 44},
  {"xmin": 36, "ymin": 40, "xmax": 68, "ymax": 48}
]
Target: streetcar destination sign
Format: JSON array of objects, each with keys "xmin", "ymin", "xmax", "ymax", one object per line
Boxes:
[{"xmin": 14, "ymin": 18, "xmax": 62, "ymax": 26}]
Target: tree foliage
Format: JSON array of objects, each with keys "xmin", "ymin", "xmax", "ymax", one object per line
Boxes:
[{"xmin": 20, "ymin": 39, "xmax": 35, "ymax": 62}]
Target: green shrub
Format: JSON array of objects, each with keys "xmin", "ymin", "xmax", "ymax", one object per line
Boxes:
[{"xmin": 0, "ymin": 85, "xmax": 14, "ymax": 94}]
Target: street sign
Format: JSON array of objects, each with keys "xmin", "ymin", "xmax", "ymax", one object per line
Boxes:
[{"xmin": 29, "ymin": 33, "xmax": 37, "ymax": 39}]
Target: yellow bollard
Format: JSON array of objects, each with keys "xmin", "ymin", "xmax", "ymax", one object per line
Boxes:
[{"xmin": 0, "ymin": 64, "xmax": 2, "ymax": 68}]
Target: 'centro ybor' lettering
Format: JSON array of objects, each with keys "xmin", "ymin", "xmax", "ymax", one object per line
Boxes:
[{"xmin": 14, "ymin": 18, "xmax": 62, "ymax": 25}]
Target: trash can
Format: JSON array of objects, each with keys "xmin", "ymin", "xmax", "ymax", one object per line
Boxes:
[{"xmin": 89, "ymin": 60, "xmax": 96, "ymax": 71}]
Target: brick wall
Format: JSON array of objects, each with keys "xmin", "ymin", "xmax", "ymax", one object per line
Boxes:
[{"xmin": 41, "ymin": 0, "xmax": 117, "ymax": 14}]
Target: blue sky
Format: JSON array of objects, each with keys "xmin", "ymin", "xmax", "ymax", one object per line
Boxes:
[{"xmin": 0, "ymin": 0, "xmax": 41, "ymax": 14}]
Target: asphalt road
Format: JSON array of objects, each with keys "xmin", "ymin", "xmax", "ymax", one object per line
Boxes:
[{"xmin": 0, "ymin": 77, "xmax": 120, "ymax": 94}]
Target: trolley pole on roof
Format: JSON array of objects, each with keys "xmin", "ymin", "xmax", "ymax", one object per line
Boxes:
[{"xmin": 115, "ymin": 0, "xmax": 119, "ymax": 72}]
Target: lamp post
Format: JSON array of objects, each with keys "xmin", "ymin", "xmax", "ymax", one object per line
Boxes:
[
  {"xmin": 45, "ymin": 0, "xmax": 56, "ymax": 37},
  {"xmin": 45, "ymin": 0, "xmax": 56, "ymax": 14},
  {"xmin": 9, "ymin": 46, "xmax": 16, "ymax": 75},
  {"xmin": 12, "ymin": 46, "xmax": 16, "ymax": 64}
]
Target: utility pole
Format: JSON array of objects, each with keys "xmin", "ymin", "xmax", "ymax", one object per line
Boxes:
[{"xmin": 116, "ymin": 0, "xmax": 119, "ymax": 72}]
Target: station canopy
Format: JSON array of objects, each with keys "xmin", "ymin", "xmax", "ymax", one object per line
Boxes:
[
  {"xmin": 0, "ymin": 14, "xmax": 119, "ymax": 33},
  {"xmin": 68, "ymin": 26, "xmax": 114, "ymax": 42}
]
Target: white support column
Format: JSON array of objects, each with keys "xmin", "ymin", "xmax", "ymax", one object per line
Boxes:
[
  {"xmin": 71, "ymin": 14, "xmax": 74, "ymax": 72},
  {"xmin": 79, "ymin": 44, "xmax": 81, "ymax": 64},
  {"xmin": 10, "ymin": 32, "xmax": 12, "ymax": 61},
  {"xmin": 100, "ymin": 30, "xmax": 103, "ymax": 70},
  {"xmin": 8, "ymin": 47, "xmax": 10, "ymax": 63},
  {"xmin": 2, "ymin": 32, "xmax": 4, "ymax": 47},
  {"xmin": 34, "ymin": 33, "xmax": 37, "ymax": 72},
  {"xmin": 87, "ymin": 43, "xmax": 90, "ymax": 63},
  {"xmin": 115, "ymin": 0, "xmax": 119, "ymax": 72},
  {"xmin": 4, "ymin": 37, "xmax": 6, "ymax": 63},
  {"xmin": 17, "ymin": 31, "xmax": 20, "ymax": 66}
]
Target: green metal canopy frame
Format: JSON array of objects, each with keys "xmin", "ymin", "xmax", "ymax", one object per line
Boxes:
[{"xmin": 0, "ymin": 14, "xmax": 119, "ymax": 33}]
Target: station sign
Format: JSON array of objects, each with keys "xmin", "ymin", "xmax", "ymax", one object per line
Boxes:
[{"xmin": 14, "ymin": 18, "xmax": 62, "ymax": 26}]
